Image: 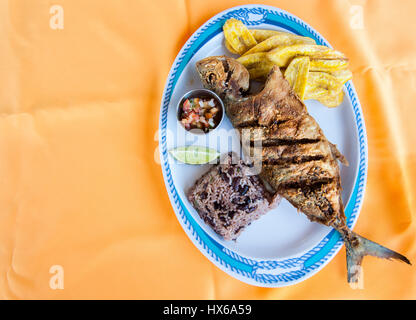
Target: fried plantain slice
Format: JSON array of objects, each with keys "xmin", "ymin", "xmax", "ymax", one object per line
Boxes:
[
  {"xmin": 247, "ymin": 62, "xmax": 276, "ymax": 80},
  {"xmin": 237, "ymin": 52, "xmax": 275, "ymax": 79},
  {"xmin": 304, "ymin": 81, "xmax": 345, "ymax": 108},
  {"xmin": 310, "ymin": 59, "xmax": 349, "ymax": 72},
  {"xmin": 223, "ymin": 18, "xmax": 257, "ymax": 55},
  {"xmin": 224, "ymin": 39, "xmax": 239, "ymax": 54},
  {"xmin": 267, "ymin": 44, "xmax": 347, "ymax": 67},
  {"xmin": 307, "ymin": 71, "xmax": 344, "ymax": 91},
  {"xmin": 318, "ymin": 89, "xmax": 345, "ymax": 108},
  {"xmin": 237, "ymin": 52, "xmax": 269, "ymax": 68},
  {"xmin": 243, "ymin": 33, "xmax": 316, "ymax": 56},
  {"xmin": 328, "ymin": 69, "xmax": 353, "ymax": 84},
  {"xmin": 250, "ymin": 29, "xmax": 282, "ymax": 42},
  {"xmin": 304, "ymin": 83, "xmax": 328, "ymax": 100},
  {"xmin": 284, "ymin": 56, "xmax": 310, "ymax": 100}
]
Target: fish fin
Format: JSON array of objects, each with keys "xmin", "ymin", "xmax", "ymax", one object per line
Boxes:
[{"xmin": 344, "ymin": 232, "xmax": 411, "ymax": 284}]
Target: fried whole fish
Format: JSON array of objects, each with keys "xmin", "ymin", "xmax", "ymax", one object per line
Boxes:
[{"xmin": 196, "ymin": 56, "xmax": 410, "ymax": 284}]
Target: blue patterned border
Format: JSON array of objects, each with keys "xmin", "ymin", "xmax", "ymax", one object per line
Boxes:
[{"xmin": 159, "ymin": 5, "xmax": 368, "ymax": 287}]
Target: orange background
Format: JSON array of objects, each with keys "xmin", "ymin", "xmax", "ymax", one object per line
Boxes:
[{"xmin": 0, "ymin": 0, "xmax": 415, "ymax": 299}]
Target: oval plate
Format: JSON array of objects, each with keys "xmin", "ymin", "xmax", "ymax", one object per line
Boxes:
[{"xmin": 159, "ymin": 4, "xmax": 368, "ymax": 287}]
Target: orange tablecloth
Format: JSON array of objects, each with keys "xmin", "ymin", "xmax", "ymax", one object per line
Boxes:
[{"xmin": 0, "ymin": 0, "xmax": 415, "ymax": 299}]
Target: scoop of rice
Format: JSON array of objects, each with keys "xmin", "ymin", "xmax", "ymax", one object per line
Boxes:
[{"xmin": 187, "ymin": 153, "xmax": 280, "ymax": 240}]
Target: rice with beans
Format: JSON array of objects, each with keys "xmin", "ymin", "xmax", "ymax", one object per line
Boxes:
[{"xmin": 188, "ymin": 153, "xmax": 280, "ymax": 240}]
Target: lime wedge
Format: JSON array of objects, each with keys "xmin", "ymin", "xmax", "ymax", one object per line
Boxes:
[{"xmin": 169, "ymin": 146, "xmax": 220, "ymax": 164}]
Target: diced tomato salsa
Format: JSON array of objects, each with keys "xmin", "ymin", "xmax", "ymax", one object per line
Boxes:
[{"xmin": 179, "ymin": 97, "xmax": 222, "ymax": 133}]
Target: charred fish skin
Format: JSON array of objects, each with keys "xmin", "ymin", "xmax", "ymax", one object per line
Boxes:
[
  {"xmin": 227, "ymin": 63, "xmax": 307, "ymax": 127},
  {"xmin": 196, "ymin": 56, "xmax": 411, "ymax": 284}
]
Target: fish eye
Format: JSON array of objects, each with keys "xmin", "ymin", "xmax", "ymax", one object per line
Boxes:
[{"xmin": 208, "ymin": 73, "xmax": 217, "ymax": 84}]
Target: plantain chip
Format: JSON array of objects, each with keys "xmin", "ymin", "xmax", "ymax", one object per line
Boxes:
[
  {"xmin": 310, "ymin": 59, "xmax": 349, "ymax": 72},
  {"xmin": 225, "ymin": 39, "xmax": 239, "ymax": 54},
  {"xmin": 223, "ymin": 18, "xmax": 257, "ymax": 55},
  {"xmin": 284, "ymin": 56, "xmax": 310, "ymax": 100},
  {"xmin": 328, "ymin": 69, "xmax": 353, "ymax": 84},
  {"xmin": 243, "ymin": 33, "xmax": 316, "ymax": 56},
  {"xmin": 304, "ymin": 83, "xmax": 328, "ymax": 100},
  {"xmin": 250, "ymin": 29, "xmax": 283, "ymax": 42},
  {"xmin": 247, "ymin": 62, "xmax": 275, "ymax": 80},
  {"xmin": 307, "ymin": 71, "xmax": 344, "ymax": 91},
  {"xmin": 237, "ymin": 52, "xmax": 269, "ymax": 68},
  {"xmin": 318, "ymin": 90, "xmax": 345, "ymax": 108},
  {"xmin": 304, "ymin": 83, "xmax": 345, "ymax": 108},
  {"xmin": 267, "ymin": 44, "xmax": 347, "ymax": 67}
]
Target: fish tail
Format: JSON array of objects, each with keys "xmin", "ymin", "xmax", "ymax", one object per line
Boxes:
[{"xmin": 342, "ymin": 231, "xmax": 411, "ymax": 284}]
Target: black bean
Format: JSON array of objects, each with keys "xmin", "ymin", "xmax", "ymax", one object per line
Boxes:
[
  {"xmin": 239, "ymin": 185, "xmax": 249, "ymax": 196},
  {"xmin": 213, "ymin": 201, "xmax": 220, "ymax": 210},
  {"xmin": 235, "ymin": 226, "xmax": 244, "ymax": 234},
  {"xmin": 218, "ymin": 213, "xmax": 228, "ymax": 223},
  {"xmin": 200, "ymin": 191, "xmax": 208, "ymax": 200},
  {"xmin": 219, "ymin": 168, "xmax": 230, "ymax": 184},
  {"xmin": 205, "ymin": 215, "xmax": 215, "ymax": 227},
  {"xmin": 231, "ymin": 177, "xmax": 241, "ymax": 191},
  {"xmin": 238, "ymin": 203, "xmax": 249, "ymax": 211}
]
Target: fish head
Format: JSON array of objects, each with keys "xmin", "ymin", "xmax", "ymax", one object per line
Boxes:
[{"xmin": 196, "ymin": 56, "xmax": 249, "ymax": 100}]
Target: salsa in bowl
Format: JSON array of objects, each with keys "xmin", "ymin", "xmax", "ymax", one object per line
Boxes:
[{"xmin": 177, "ymin": 89, "xmax": 224, "ymax": 134}]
